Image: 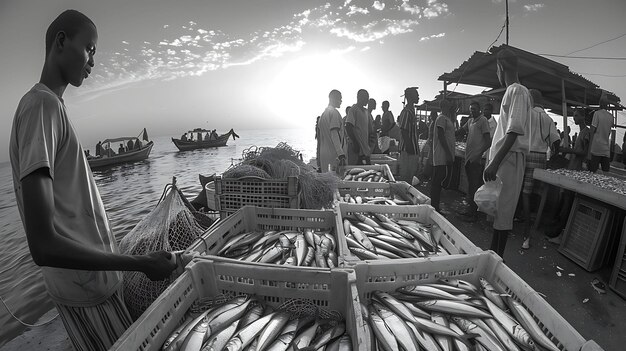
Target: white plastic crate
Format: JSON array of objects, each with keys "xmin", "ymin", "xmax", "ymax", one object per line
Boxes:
[
  {"xmin": 335, "ymin": 203, "xmax": 481, "ymax": 265},
  {"xmin": 337, "ymin": 164, "xmax": 396, "ymax": 196},
  {"xmin": 187, "ymin": 206, "xmax": 346, "ymax": 268},
  {"xmin": 111, "ymin": 258, "xmax": 366, "ymax": 351},
  {"xmin": 337, "ymin": 181, "xmax": 430, "ymax": 205},
  {"xmin": 353, "ymin": 251, "xmax": 602, "ymax": 351}
]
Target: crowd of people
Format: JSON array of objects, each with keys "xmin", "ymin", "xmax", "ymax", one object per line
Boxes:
[
  {"xmin": 94, "ymin": 138, "xmax": 143, "ymax": 157},
  {"xmin": 180, "ymin": 129, "xmax": 219, "ymax": 142},
  {"xmin": 314, "ymin": 48, "xmax": 617, "ymax": 261}
]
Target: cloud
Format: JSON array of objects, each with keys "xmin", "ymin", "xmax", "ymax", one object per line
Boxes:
[
  {"xmin": 524, "ymin": 3, "xmax": 544, "ymax": 11},
  {"xmin": 419, "ymin": 32, "xmax": 445, "ymax": 41},
  {"xmin": 76, "ymin": 1, "xmax": 451, "ymax": 99}
]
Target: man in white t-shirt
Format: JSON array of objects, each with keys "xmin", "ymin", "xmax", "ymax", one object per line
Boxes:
[
  {"xmin": 318, "ymin": 90, "xmax": 346, "ymax": 172},
  {"xmin": 588, "ymin": 99, "xmax": 614, "ymax": 172},
  {"xmin": 9, "ymin": 11, "xmax": 176, "ymax": 350},
  {"xmin": 483, "ymin": 48, "xmax": 532, "ymax": 260}
]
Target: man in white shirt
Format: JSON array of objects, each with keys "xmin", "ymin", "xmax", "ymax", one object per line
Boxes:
[
  {"xmin": 483, "ymin": 48, "xmax": 532, "ymax": 260},
  {"xmin": 588, "ymin": 98, "xmax": 614, "ymax": 172}
]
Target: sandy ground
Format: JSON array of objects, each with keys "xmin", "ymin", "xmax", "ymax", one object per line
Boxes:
[{"xmin": 1, "ymin": 182, "xmax": 625, "ymax": 350}]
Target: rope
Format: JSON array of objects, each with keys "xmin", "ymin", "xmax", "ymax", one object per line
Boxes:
[{"xmin": 0, "ymin": 294, "xmax": 58, "ymax": 327}]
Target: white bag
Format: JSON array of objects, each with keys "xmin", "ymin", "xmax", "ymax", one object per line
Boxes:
[{"xmin": 474, "ymin": 177, "xmax": 502, "ymax": 217}]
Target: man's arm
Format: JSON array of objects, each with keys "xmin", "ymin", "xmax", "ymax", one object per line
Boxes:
[
  {"xmin": 21, "ymin": 169, "xmax": 175, "ymax": 280},
  {"xmin": 484, "ymin": 132, "xmax": 518, "ymax": 181},
  {"xmin": 586, "ymin": 125, "xmax": 597, "ymax": 160},
  {"xmin": 329, "ymin": 127, "xmax": 345, "ymax": 162},
  {"xmin": 345, "ymin": 122, "xmax": 361, "ymax": 154}
]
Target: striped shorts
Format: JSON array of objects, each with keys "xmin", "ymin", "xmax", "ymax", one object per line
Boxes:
[{"xmin": 522, "ymin": 151, "xmax": 547, "ymax": 194}]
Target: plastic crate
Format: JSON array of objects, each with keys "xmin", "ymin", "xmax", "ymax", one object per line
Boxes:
[
  {"xmin": 111, "ymin": 258, "xmax": 366, "ymax": 351},
  {"xmin": 353, "ymin": 251, "xmax": 603, "ymax": 351},
  {"xmin": 187, "ymin": 206, "xmax": 347, "ymax": 268},
  {"xmin": 337, "ymin": 181, "xmax": 430, "ymax": 205},
  {"xmin": 213, "ymin": 175, "xmax": 299, "ymax": 218},
  {"xmin": 559, "ymin": 195, "xmax": 615, "ymax": 271},
  {"xmin": 334, "ymin": 203, "xmax": 481, "ymax": 265},
  {"xmin": 337, "ymin": 164, "xmax": 396, "ymax": 197},
  {"xmin": 370, "ymin": 154, "xmax": 399, "ymax": 176}
]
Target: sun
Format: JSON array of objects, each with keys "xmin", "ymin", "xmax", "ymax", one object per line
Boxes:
[{"xmin": 264, "ymin": 51, "xmax": 364, "ymax": 126}]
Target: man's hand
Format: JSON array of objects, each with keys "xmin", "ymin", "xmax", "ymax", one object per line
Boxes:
[
  {"xmin": 483, "ymin": 162, "xmax": 498, "ymax": 182},
  {"xmin": 143, "ymin": 251, "xmax": 177, "ymax": 281},
  {"xmin": 338, "ymin": 154, "xmax": 346, "ymax": 166}
]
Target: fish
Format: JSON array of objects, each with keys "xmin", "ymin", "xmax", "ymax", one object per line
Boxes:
[
  {"xmin": 373, "ymin": 291, "xmax": 418, "ymax": 324},
  {"xmin": 256, "ymin": 311, "xmax": 291, "ymax": 351},
  {"xmin": 303, "ymin": 246, "xmax": 315, "ymax": 266},
  {"xmin": 264, "ymin": 319, "xmax": 298, "ymax": 351},
  {"xmin": 448, "ymin": 323, "xmax": 471, "ymax": 351},
  {"xmin": 257, "ymin": 245, "xmax": 289, "ymax": 264},
  {"xmin": 368, "ymin": 236, "xmax": 418, "ymax": 258},
  {"xmin": 180, "ymin": 320, "xmax": 208, "ymax": 351},
  {"xmin": 304, "ymin": 229, "xmax": 315, "ymax": 247},
  {"xmin": 239, "ymin": 304, "xmax": 265, "ymax": 328},
  {"xmin": 165, "ymin": 310, "xmax": 211, "ymax": 351},
  {"xmin": 414, "ymin": 300, "xmax": 492, "ymax": 318},
  {"xmin": 311, "ymin": 322, "xmax": 345, "ymax": 349},
  {"xmin": 481, "ymin": 297, "xmax": 536, "ymax": 350},
  {"xmin": 411, "ymin": 314, "xmax": 476, "ymax": 347},
  {"xmin": 368, "ymin": 305, "xmax": 398, "ymax": 351},
  {"xmin": 163, "ymin": 315, "xmax": 193, "ymax": 350},
  {"xmin": 291, "ymin": 320, "xmax": 319, "ymax": 350},
  {"xmin": 482, "ymin": 317, "xmax": 522, "ymax": 351},
  {"xmin": 350, "ymin": 247, "xmax": 382, "ymax": 260},
  {"xmin": 438, "ymin": 278, "xmax": 479, "ymax": 293},
  {"xmin": 225, "ymin": 312, "xmax": 276, "ymax": 351},
  {"xmin": 399, "ymin": 301, "xmax": 431, "ymax": 319},
  {"xmin": 206, "ymin": 298, "xmax": 253, "ymax": 336},
  {"xmin": 372, "ymin": 213, "xmax": 392, "ymax": 223},
  {"xmin": 355, "ymin": 213, "xmax": 380, "ymax": 228},
  {"xmin": 506, "ymin": 297, "xmax": 560, "ymax": 351},
  {"xmin": 294, "ymin": 234, "xmax": 307, "ymax": 266},
  {"xmin": 479, "ymin": 277, "xmax": 507, "ymax": 311},
  {"xmin": 201, "ymin": 319, "xmax": 238, "ymax": 351},
  {"xmin": 452, "ymin": 317, "xmax": 506, "ymax": 351},
  {"xmin": 405, "ymin": 321, "xmax": 442, "ymax": 351},
  {"xmin": 372, "ymin": 302, "xmax": 418, "ymax": 351},
  {"xmin": 349, "ymin": 225, "xmax": 375, "ymax": 251},
  {"xmin": 355, "ymin": 222, "xmax": 377, "ymax": 234},
  {"xmin": 219, "ymin": 231, "xmax": 265, "ymax": 255},
  {"xmin": 397, "ymin": 285, "xmax": 466, "ymax": 301}
]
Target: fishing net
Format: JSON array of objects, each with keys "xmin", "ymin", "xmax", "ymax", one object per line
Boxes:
[{"xmin": 119, "ymin": 179, "xmax": 212, "ymax": 320}]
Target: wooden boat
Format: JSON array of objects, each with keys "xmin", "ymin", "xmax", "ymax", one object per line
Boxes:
[
  {"xmin": 88, "ymin": 129, "xmax": 153, "ymax": 169},
  {"xmin": 171, "ymin": 128, "xmax": 239, "ymax": 151}
]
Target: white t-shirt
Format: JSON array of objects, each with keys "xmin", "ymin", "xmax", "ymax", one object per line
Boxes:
[
  {"xmin": 318, "ymin": 105, "xmax": 345, "ymax": 171},
  {"xmin": 489, "ymin": 83, "xmax": 532, "ymax": 162},
  {"xmin": 10, "ymin": 83, "xmax": 121, "ymax": 307},
  {"xmin": 590, "ymin": 109, "xmax": 613, "ymax": 157},
  {"xmin": 529, "ymin": 106, "xmax": 560, "ymax": 153}
]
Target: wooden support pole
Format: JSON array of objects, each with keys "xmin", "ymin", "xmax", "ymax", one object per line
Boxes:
[{"xmin": 561, "ymin": 79, "xmax": 569, "ymax": 147}]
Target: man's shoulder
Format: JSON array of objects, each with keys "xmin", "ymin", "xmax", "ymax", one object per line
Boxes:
[{"xmin": 18, "ymin": 84, "xmax": 61, "ymax": 110}]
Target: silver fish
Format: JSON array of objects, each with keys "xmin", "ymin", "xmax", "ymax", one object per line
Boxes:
[
  {"xmin": 480, "ymin": 277, "xmax": 507, "ymax": 311},
  {"xmin": 165, "ymin": 310, "xmax": 211, "ymax": 351},
  {"xmin": 291, "ymin": 320, "xmax": 319, "ymax": 350},
  {"xmin": 180, "ymin": 319, "xmax": 209, "ymax": 351},
  {"xmin": 482, "ymin": 297, "xmax": 536, "ymax": 350},
  {"xmin": 405, "ymin": 321, "xmax": 442, "ymax": 351},
  {"xmin": 206, "ymin": 298, "xmax": 253, "ymax": 336},
  {"xmin": 311, "ymin": 323, "xmax": 345, "ymax": 349},
  {"xmin": 256, "ymin": 311, "xmax": 291, "ymax": 351},
  {"xmin": 368, "ymin": 305, "xmax": 398, "ymax": 351},
  {"xmin": 226, "ymin": 312, "xmax": 276, "ymax": 351},
  {"xmin": 355, "ymin": 213, "xmax": 380, "ymax": 228},
  {"xmin": 239, "ymin": 304, "xmax": 265, "ymax": 328},
  {"xmin": 201, "ymin": 319, "xmax": 238, "ymax": 351},
  {"xmin": 451, "ymin": 317, "xmax": 505, "ymax": 351},
  {"xmin": 163, "ymin": 315, "xmax": 193, "ymax": 350},
  {"xmin": 373, "ymin": 291, "xmax": 417, "ymax": 324},
  {"xmin": 415, "ymin": 300, "xmax": 492, "ymax": 318},
  {"xmin": 265, "ymin": 319, "xmax": 298, "ymax": 351},
  {"xmin": 372, "ymin": 302, "xmax": 418, "ymax": 351},
  {"xmin": 397, "ymin": 285, "xmax": 466, "ymax": 301},
  {"xmin": 482, "ymin": 317, "xmax": 521, "ymax": 351},
  {"xmin": 438, "ymin": 278, "xmax": 479, "ymax": 293},
  {"xmin": 294, "ymin": 234, "xmax": 307, "ymax": 266},
  {"xmin": 506, "ymin": 297, "xmax": 560, "ymax": 351}
]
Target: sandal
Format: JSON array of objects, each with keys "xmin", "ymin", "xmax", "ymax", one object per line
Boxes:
[{"xmin": 521, "ymin": 237, "xmax": 530, "ymax": 250}]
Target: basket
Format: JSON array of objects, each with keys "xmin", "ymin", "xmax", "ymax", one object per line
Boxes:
[
  {"xmin": 559, "ymin": 195, "xmax": 615, "ymax": 271},
  {"xmin": 111, "ymin": 258, "xmax": 366, "ymax": 351},
  {"xmin": 337, "ymin": 181, "xmax": 430, "ymax": 205},
  {"xmin": 337, "ymin": 164, "xmax": 396, "ymax": 197},
  {"xmin": 370, "ymin": 154, "xmax": 399, "ymax": 176},
  {"xmin": 335, "ymin": 203, "xmax": 481, "ymax": 265},
  {"xmin": 353, "ymin": 251, "xmax": 603, "ymax": 351},
  {"xmin": 213, "ymin": 175, "xmax": 299, "ymax": 218},
  {"xmin": 204, "ymin": 181, "xmax": 216, "ymax": 210},
  {"xmin": 187, "ymin": 206, "xmax": 347, "ymax": 268}
]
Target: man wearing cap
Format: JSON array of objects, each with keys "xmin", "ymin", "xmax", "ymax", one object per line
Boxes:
[{"xmin": 398, "ymin": 87, "xmax": 420, "ymax": 182}]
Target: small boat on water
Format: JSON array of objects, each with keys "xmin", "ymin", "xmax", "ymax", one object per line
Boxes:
[
  {"xmin": 87, "ymin": 129, "xmax": 153, "ymax": 169},
  {"xmin": 171, "ymin": 128, "xmax": 239, "ymax": 151}
]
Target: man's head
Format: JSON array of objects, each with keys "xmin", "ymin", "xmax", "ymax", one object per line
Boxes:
[
  {"xmin": 404, "ymin": 87, "xmax": 419, "ymax": 106},
  {"xmin": 46, "ymin": 10, "xmax": 97, "ymax": 87},
  {"xmin": 368, "ymin": 98, "xmax": 377, "ymax": 112},
  {"xmin": 439, "ymin": 98, "xmax": 455, "ymax": 119},
  {"xmin": 469, "ymin": 101, "xmax": 481, "ymax": 118},
  {"xmin": 496, "ymin": 48, "xmax": 518, "ymax": 87},
  {"xmin": 382, "ymin": 100, "xmax": 390, "ymax": 112},
  {"xmin": 345, "ymin": 106, "xmax": 351, "ymax": 116},
  {"xmin": 573, "ymin": 109, "xmax": 586, "ymax": 126},
  {"xmin": 529, "ymin": 89, "xmax": 544, "ymax": 108},
  {"xmin": 357, "ymin": 89, "xmax": 369, "ymax": 106},
  {"xmin": 329, "ymin": 89, "xmax": 342, "ymax": 108},
  {"xmin": 483, "ymin": 103, "xmax": 493, "ymax": 118}
]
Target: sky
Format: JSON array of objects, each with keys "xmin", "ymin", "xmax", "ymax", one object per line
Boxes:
[{"xmin": 1, "ymin": 0, "xmax": 625, "ymax": 162}]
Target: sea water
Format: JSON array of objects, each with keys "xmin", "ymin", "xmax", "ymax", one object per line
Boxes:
[{"xmin": 0, "ymin": 129, "xmax": 316, "ymax": 346}]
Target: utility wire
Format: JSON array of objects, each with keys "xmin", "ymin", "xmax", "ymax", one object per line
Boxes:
[
  {"xmin": 567, "ymin": 33, "xmax": 626, "ymax": 55},
  {"xmin": 539, "ymin": 54, "xmax": 626, "ymax": 60},
  {"xmin": 578, "ymin": 72, "xmax": 626, "ymax": 78},
  {"xmin": 486, "ymin": 22, "xmax": 506, "ymax": 52}
]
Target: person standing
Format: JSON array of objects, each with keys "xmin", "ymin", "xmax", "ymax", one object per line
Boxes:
[
  {"xmin": 458, "ymin": 101, "xmax": 491, "ymax": 222},
  {"xmin": 9, "ymin": 10, "xmax": 176, "ymax": 350},
  {"xmin": 317, "ymin": 90, "xmax": 346, "ymax": 172},
  {"xmin": 398, "ymin": 87, "xmax": 421, "ymax": 182},
  {"xmin": 367, "ymin": 98, "xmax": 380, "ymax": 154},
  {"xmin": 520, "ymin": 89, "xmax": 560, "ymax": 249},
  {"xmin": 346, "ymin": 89, "xmax": 373, "ymax": 165},
  {"xmin": 380, "ymin": 101, "xmax": 395, "ymax": 137},
  {"xmin": 483, "ymin": 48, "xmax": 532, "ymax": 260},
  {"xmin": 95, "ymin": 141, "xmax": 102, "ymax": 156},
  {"xmin": 430, "ymin": 98, "xmax": 456, "ymax": 214},
  {"xmin": 587, "ymin": 97, "xmax": 614, "ymax": 172}
]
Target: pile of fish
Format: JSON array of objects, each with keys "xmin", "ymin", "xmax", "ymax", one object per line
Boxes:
[
  {"xmin": 213, "ymin": 229, "xmax": 339, "ymax": 268},
  {"xmin": 548, "ymin": 169, "xmax": 626, "ymax": 195},
  {"xmin": 341, "ymin": 168, "xmax": 391, "ymax": 182},
  {"xmin": 162, "ymin": 296, "xmax": 352, "ymax": 351},
  {"xmin": 363, "ymin": 278, "xmax": 561, "ymax": 351},
  {"xmin": 342, "ymin": 212, "xmax": 449, "ymax": 260},
  {"xmin": 338, "ymin": 193, "xmax": 412, "ymax": 205}
]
